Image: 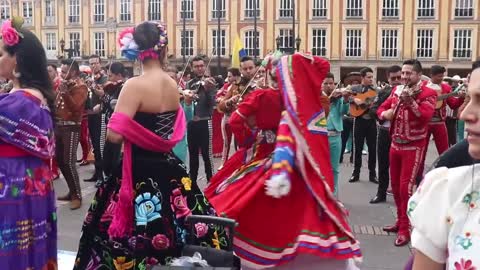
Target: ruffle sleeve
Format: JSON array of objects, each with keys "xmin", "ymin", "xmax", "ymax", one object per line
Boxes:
[
  {"xmin": 0, "ymin": 92, "xmax": 55, "ymax": 159},
  {"xmin": 408, "ymin": 167, "xmax": 450, "ymax": 264}
]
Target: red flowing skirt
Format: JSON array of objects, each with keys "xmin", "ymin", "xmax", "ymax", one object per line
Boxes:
[{"xmin": 205, "ymin": 145, "xmax": 361, "ymax": 269}]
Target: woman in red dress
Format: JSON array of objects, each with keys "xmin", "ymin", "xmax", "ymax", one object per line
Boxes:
[{"xmin": 205, "ymin": 53, "xmax": 361, "ymax": 269}]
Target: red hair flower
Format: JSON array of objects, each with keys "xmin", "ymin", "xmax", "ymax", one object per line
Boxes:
[{"xmin": 1, "ymin": 20, "xmax": 22, "ymax": 46}]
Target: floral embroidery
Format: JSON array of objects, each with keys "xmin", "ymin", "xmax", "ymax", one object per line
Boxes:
[
  {"xmin": 455, "ymin": 232, "xmax": 474, "ymax": 250},
  {"xmin": 181, "ymin": 177, "xmax": 192, "ymax": 191},
  {"xmin": 462, "ymin": 191, "xmax": 479, "ymax": 210},
  {"xmin": 113, "ymin": 256, "xmax": 134, "ymax": 270},
  {"xmin": 151, "ymin": 234, "xmax": 170, "ymax": 250},
  {"xmin": 454, "ymin": 258, "xmax": 476, "ymax": 270},
  {"xmin": 135, "ymin": 192, "xmax": 162, "ymax": 226},
  {"xmin": 170, "ymin": 188, "xmax": 192, "ymax": 219},
  {"xmin": 407, "ymin": 201, "xmax": 417, "ymax": 217},
  {"xmin": 195, "ymin": 223, "xmax": 208, "ymax": 238}
]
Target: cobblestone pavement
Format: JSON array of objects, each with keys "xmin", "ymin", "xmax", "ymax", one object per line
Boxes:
[{"xmin": 56, "ymin": 140, "xmax": 440, "ymax": 269}]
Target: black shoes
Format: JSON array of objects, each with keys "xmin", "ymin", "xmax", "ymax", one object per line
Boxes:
[
  {"xmin": 369, "ymin": 194, "xmax": 386, "ymax": 204},
  {"xmin": 348, "ymin": 175, "xmax": 359, "ymax": 183},
  {"xmin": 369, "ymin": 175, "xmax": 379, "ymax": 184}
]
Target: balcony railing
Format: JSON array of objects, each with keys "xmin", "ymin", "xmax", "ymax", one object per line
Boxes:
[
  {"xmin": 244, "ymin": 9, "xmax": 260, "ymax": 18},
  {"xmin": 44, "ymin": 16, "xmax": 56, "ymax": 25},
  {"xmin": 346, "ymin": 8, "xmax": 362, "ymax": 18},
  {"xmin": 454, "ymin": 8, "xmax": 473, "ymax": 18},
  {"xmin": 377, "ymin": 49, "xmax": 402, "ymax": 60},
  {"xmin": 312, "ymin": 8, "xmax": 327, "ymax": 18},
  {"xmin": 211, "ymin": 10, "xmax": 226, "ymax": 19},
  {"xmin": 453, "ymin": 49, "xmax": 472, "ymax": 59},
  {"xmin": 341, "ymin": 49, "xmax": 366, "ymax": 59}
]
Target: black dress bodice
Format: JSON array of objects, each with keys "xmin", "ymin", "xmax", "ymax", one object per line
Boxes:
[{"xmin": 132, "ymin": 111, "xmax": 177, "ymax": 157}]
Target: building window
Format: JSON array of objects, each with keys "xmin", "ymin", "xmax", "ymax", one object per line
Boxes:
[
  {"xmin": 278, "ymin": 28, "xmax": 293, "ymax": 51},
  {"xmin": 45, "ymin": 0, "xmax": 55, "ymax": 24},
  {"xmin": 346, "ymin": 0, "xmax": 362, "ymax": 18},
  {"xmin": 69, "ymin": 32, "xmax": 81, "ymax": 57},
  {"xmin": 46, "ymin": 32, "xmax": 56, "ymax": 51},
  {"xmin": 212, "ymin": 0, "xmax": 225, "ymax": 19},
  {"xmin": 93, "ymin": 32, "xmax": 106, "ymax": 57},
  {"xmin": 416, "ymin": 29, "xmax": 434, "ymax": 58},
  {"xmin": 93, "ymin": 0, "xmax": 105, "ymax": 23},
  {"xmin": 244, "ymin": 30, "xmax": 260, "ymax": 56},
  {"xmin": 455, "ymin": 0, "xmax": 473, "ymax": 18},
  {"xmin": 345, "ymin": 29, "xmax": 362, "ymax": 57},
  {"xmin": 68, "ymin": 0, "xmax": 80, "ymax": 24},
  {"xmin": 22, "ymin": 1, "xmax": 33, "ymax": 26},
  {"xmin": 180, "ymin": 30, "xmax": 194, "ymax": 56},
  {"xmin": 312, "ymin": 28, "xmax": 327, "ymax": 56},
  {"xmin": 279, "ymin": 0, "xmax": 293, "ymax": 18},
  {"xmin": 382, "ymin": 0, "xmax": 399, "ymax": 18},
  {"xmin": 453, "ymin": 29, "xmax": 472, "ymax": 59},
  {"xmin": 417, "ymin": 0, "xmax": 434, "ymax": 18},
  {"xmin": 312, "ymin": 0, "xmax": 327, "ymax": 18},
  {"xmin": 147, "ymin": 0, "xmax": 161, "ymax": 21},
  {"xmin": 0, "ymin": 0, "xmax": 10, "ymax": 21},
  {"xmin": 381, "ymin": 29, "xmax": 398, "ymax": 58},
  {"xmin": 212, "ymin": 29, "xmax": 226, "ymax": 56},
  {"xmin": 120, "ymin": 0, "xmax": 131, "ymax": 22},
  {"xmin": 180, "ymin": 0, "xmax": 194, "ymax": 20},
  {"xmin": 244, "ymin": 0, "xmax": 260, "ymax": 18}
]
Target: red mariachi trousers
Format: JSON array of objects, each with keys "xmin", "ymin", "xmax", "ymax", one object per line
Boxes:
[
  {"xmin": 417, "ymin": 121, "xmax": 449, "ymax": 179},
  {"xmin": 389, "ymin": 140, "xmax": 426, "ymax": 236},
  {"xmin": 79, "ymin": 117, "xmax": 91, "ymax": 161}
]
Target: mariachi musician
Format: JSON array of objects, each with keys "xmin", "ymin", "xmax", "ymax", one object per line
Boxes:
[
  {"xmin": 101, "ymin": 62, "xmax": 126, "ymax": 178},
  {"xmin": 84, "ymin": 55, "xmax": 108, "ymax": 183},
  {"xmin": 55, "ymin": 59, "xmax": 88, "ymax": 210},
  {"xmin": 184, "ymin": 55, "xmax": 218, "ymax": 183},
  {"xmin": 348, "ymin": 67, "xmax": 379, "ymax": 184},
  {"xmin": 217, "ymin": 56, "xmax": 258, "ymax": 114}
]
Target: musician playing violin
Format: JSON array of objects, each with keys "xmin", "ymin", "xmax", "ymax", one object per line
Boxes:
[
  {"xmin": 84, "ymin": 55, "xmax": 108, "ymax": 184},
  {"xmin": 377, "ymin": 59, "xmax": 437, "ymax": 247},
  {"xmin": 56, "ymin": 59, "xmax": 88, "ymax": 210},
  {"xmin": 101, "ymin": 62, "xmax": 126, "ymax": 178},
  {"xmin": 184, "ymin": 55, "xmax": 218, "ymax": 183},
  {"xmin": 217, "ymin": 56, "xmax": 257, "ymax": 113}
]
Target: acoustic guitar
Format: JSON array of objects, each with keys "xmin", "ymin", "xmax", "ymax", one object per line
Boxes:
[
  {"xmin": 435, "ymin": 91, "xmax": 462, "ymax": 109},
  {"xmin": 348, "ymin": 87, "xmax": 378, "ymax": 117}
]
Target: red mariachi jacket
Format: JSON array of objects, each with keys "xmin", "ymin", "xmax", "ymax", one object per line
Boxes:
[
  {"xmin": 378, "ymin": 82, "xmax": 437, "ymax": 143},
  {"xmin": 422, "ymin": 81, "xmax": 464, "ymax": 122}
]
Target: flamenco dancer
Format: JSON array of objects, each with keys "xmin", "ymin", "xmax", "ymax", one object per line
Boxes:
[
  {"xmin": 74, "ymin": 22, "xmax": 226, "ymax": 269},
  {"xmin": 0, "ymin": 18, "xmax": 57, "ymax": 269},
  {"xmin": 205, "ymin": 53, "xmax": 361, "ymax": 269}
]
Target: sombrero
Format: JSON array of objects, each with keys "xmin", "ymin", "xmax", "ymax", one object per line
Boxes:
[{"xmin": 343, "ymin": 71, "xmax": 362, "ymax": 85}]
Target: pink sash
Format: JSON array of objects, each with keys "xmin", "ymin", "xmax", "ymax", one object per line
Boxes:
[{"xmin": 107, "ymin": 109, "xmax": 186, "ymax": 238}]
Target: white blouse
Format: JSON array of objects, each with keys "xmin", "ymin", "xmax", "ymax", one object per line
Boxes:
[{"xmin": 408, "ymin": 165, "xmax": 480, "ymax": 270}]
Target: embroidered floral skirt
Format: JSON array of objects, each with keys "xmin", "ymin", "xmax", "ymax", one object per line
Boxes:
[
  {"xmin": 74, "ymin": 151, "xmax": 227, "ymax": 270},
  {"xmin": 0, "ymin": 156, "xmax": 57, "ymax": 270}
]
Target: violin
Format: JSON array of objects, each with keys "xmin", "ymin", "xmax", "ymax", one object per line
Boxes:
[{"xmin": 103, "ymin": 80, "xmax": 124, "ymax": 94}]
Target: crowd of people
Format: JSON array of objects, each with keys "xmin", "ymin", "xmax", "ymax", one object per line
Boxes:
[{"xmin": 1, "ymin": 16, "xmax": 480, "ymax": 270}]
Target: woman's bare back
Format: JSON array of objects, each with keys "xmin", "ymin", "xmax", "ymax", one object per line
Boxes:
[{"xmin": 129, "ymin": 70, "xmax": 179, "ymax": 114}]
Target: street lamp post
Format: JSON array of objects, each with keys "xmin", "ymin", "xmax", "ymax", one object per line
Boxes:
[
  {"xmin": 182, "ymin": 0, "xmax": 186, "ymax": 64},
  {"xmin": 253, "ymin": 0, "xmax": 258, "ymax": 60},
  {"xmin": 291, "ymin": 0, "xmax": 295, "ymax": 54},
  {"xmin": 216, "ymin": 0, "xmax": 221, "ymax": 73}
]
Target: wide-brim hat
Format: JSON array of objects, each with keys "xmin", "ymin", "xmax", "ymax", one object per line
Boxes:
[{"xmin": 343, "ymin": 72, "xmax": 362, "ymax": 85}]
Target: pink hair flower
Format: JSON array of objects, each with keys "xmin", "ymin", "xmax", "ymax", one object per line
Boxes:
[{"xmin": 1, "ymin": 20, "xmax": 21, "ymax": 46}]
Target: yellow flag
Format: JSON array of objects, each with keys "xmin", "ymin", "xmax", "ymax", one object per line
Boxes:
[{"xmin": 231, "ymin": 35, "xmax": 246, "ymax": 68}]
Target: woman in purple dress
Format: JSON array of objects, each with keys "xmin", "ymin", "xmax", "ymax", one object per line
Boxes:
[{"xmin": 0, "ymin": 18, "xmax": 57, "ymax": 269}]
